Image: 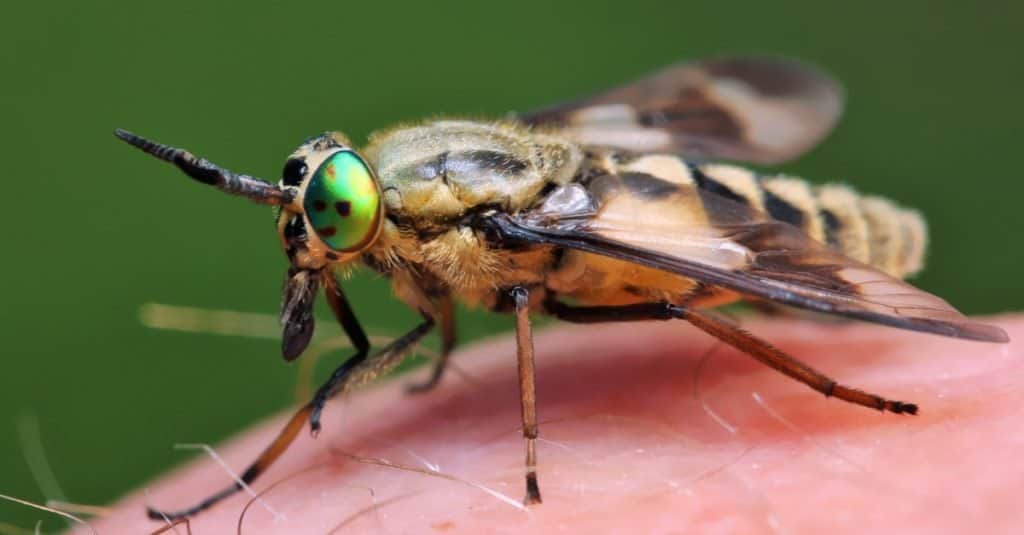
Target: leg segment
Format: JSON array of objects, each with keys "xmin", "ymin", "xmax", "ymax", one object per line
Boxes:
[
  {"xmin": 406, "ymin": 293, "xmax": 458, "ymax": 394},
  {"xmin": 146, "ymin": 317, "xmax": 434, "ymax": 521},
  {"xmin": 308, "ymin": 273, "xmax": 373, "ymax": 433},
  {"xmin": 546, "ymin": 299, "xmax": 918, "ymax": 415},
  {"xmin": 512, "ymin": 287, "xmax": 542, "ymax": 504}
]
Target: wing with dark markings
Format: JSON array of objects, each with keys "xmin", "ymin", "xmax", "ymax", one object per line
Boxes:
[
  {"xmin": 486, "ymin": 176, "xmax": 1008, "ymax": 343},
  {"xmin": 519, "ymin": 57, "xmax": 844, "ymax": 165}
]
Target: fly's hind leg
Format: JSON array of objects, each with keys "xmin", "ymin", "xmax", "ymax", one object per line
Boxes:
[
  {"xmin": 406, "ymin": 293, "xmax": 457, "ymax": 394},
  {"xmin": 545, "ymin": 299, "xmax": 918, "ymax": 415}
]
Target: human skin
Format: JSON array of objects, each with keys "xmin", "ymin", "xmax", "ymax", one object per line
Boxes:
[{"xmin": 83, "ymin": 315, "xmax": 1022, "ymax": 535}]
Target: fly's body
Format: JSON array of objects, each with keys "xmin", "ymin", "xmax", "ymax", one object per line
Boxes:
[
  {"xmin": 115, "ymin": 56, "xmax": 1008, "ymax": 521},
  {"xmin": 353, "ymin": 120, "xmax": 926, "ymax": 312}
]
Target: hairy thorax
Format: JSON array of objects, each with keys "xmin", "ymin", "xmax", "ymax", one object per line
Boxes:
[
  {"xmin": 361, "ymin": 120, "xmax": 581, "ymax": 305},
  {"xmin": 364, "ymin": 120, "xmax": 582, "ymax": 221}
]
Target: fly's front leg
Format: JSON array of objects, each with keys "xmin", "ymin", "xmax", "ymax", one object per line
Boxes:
[
  {"xmin": 545, "ymin": 298, "xmax": 918, "ymax": 415},
  {"xmin": 146, "ymin": 316, "xmax": 434, "ymax": 521},
  {"xmin": 512, "ymin": 286, "xmax": 542, "ymax": 504},
  {"xmin": 146, "ymin": 272, "xmax": 435, "ymax": 522},
  {"xmin": 307, "ymin": 272, "xmax": 372, "ymax": 433},
  {"xmin": 406, "ymin": 293, "xmax": 457, "ymax": 394}
]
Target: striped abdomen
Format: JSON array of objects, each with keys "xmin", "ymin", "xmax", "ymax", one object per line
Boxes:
[{"xmin": 610, "ymin": 154, "xmax": 927, "ymax": 279}]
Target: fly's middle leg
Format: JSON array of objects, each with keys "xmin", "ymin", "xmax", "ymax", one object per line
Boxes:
[{"xmin": 512, "ymin": 286, "xmax": 542, "ymax": 504}]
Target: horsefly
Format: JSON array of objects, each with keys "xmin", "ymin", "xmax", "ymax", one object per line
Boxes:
[{"xmin": 115, "ymin": 56, "xmax": 1008, "ymax": 520}]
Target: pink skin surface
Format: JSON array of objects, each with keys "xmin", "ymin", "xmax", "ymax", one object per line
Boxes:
[{"xmin": 83, "ymin": 315, "xmax": 1022, "ymax": 535}]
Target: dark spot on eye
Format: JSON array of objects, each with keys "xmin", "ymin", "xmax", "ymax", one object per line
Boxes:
[
  {"xmin": 336, "ymin": 201, "xmax": 351, "ymax": 217},
  {"xmin": 312, "ymin": 199, "xmax": 327, "ymax": 212},
  {"xmin": 317, "ymin": 226, "xmax": 337, "ymax": 237},
  {"xmin": 325, "ymin": 251, "xmax": 339, "ymax": 260},
  {"xmin": 282, "ymin": 158, "xmax": 307, "ymax": 186}
]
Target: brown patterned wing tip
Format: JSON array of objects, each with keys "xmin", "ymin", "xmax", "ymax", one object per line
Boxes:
[
  {"xmin": 802, "ymin": 263, "xmax": 1010, "ymax": 343},
  {"xmin": 520, "ymin": 56, "xmax": 844, "ymax": 165},
  {"xmin": 504, "ymin": 177, "xmax": 1008, "ymax": 344}
]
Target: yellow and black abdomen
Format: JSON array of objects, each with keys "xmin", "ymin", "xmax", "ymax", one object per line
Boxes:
[{"xmin": 617, "ymin": 154, "xmax": 928, "ymax": 279}]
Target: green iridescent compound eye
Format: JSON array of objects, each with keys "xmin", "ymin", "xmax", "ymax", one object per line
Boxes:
[{"xmin": 303, "ymin": 150, "xmax": 381, "ymax": 252}]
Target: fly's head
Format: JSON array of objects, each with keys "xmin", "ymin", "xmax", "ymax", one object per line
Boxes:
[
  {"xmin": 114, "ymin": 129, "xmax": 384, "ymax": 362},
  {"xmin": 276, "ymin": 132, "xmax": 384, "ymax": 272}
]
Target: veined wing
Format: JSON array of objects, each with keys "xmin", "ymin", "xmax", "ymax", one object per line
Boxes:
[
  {"xmin": 519, "ymin": 57, "xmax": 843, "ymax": 165},
  {"xmin": 484, "ymin": 174, "xmax": 1007, "ymax": 343}
]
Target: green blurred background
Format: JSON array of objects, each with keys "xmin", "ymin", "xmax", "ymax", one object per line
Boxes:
[{"xmin": 2, "ymin": 1, "xmax": 1021, "ymax": 530}]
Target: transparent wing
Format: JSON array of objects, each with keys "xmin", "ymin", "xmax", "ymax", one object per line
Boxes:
[
  {"xmin": 488, "ymin": 175, "xmax": 1007, "ymax": 343},
  {"xmin": 519, "ymin": 56, "xmax": 844, "ymax": 165}
]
